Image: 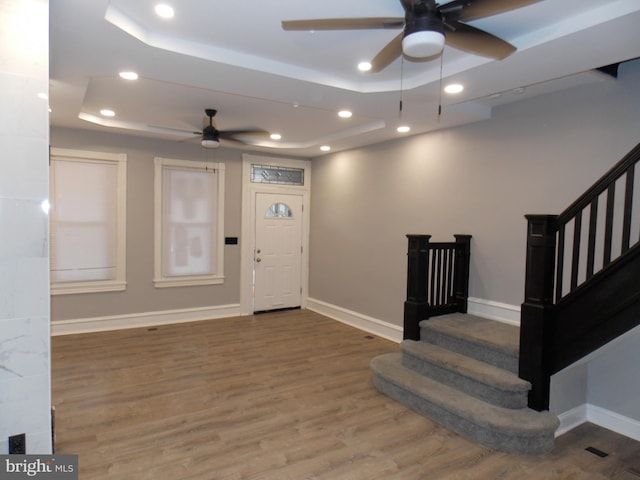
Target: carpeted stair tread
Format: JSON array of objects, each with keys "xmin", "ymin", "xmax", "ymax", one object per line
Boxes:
[
  {"xmin": 420, "ymin": 313, "xmax": 520, "ymax": 353},
  {"xmin": 401, "ymin": 340, "xmax": 530, "ymax": 408},
  {"xmin": 371, "ymin": 352, "xmax": 559, "ymax": 455},
  {"xmin": 419, "ymin": 313, "xmax": 520, "ymax": 373},
  {"xmin": 372, "ymin": 353, "xmax": 555, "ymax": 433}
]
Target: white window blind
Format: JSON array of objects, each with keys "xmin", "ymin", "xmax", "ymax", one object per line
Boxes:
[
  {"xmin": 49, "ymin": 148, "xmax": 127, "ymax": 294},
  {"xmin": 154, "ymin": 158, "xmax": 225, "ymax": 287}
]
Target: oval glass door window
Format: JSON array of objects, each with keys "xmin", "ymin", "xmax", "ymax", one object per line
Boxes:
[{"xmin": 265, "ymin": 203, "xmax": 293, "ymax": 218}]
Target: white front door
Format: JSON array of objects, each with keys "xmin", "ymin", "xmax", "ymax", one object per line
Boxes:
[{"xmin": 253, "ymin": 193, "xmax": 303, "ymax": 312}]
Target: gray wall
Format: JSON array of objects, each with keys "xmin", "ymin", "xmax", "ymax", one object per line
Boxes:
[
  {"xmin": 309, "ymin": 60, "xmax": 640, "ymax": 325},
  {"xmin": 50, "ymin": 128, "xmax": 246, "ymax": 321}
]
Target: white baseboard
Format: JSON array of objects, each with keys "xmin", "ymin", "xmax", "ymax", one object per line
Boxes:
[
  {"xmin": 51, "ymin": 304, "xmax": 242, "ymax": 336},
  {"xmin": 588, "ymin": 404, "xmax": 640, "ymax": 442},
  {"xmin": 556, "ymin": 403, "xmax": 640, "ymax": 441},
  {"xmin": 306, "ymin": 298, "xmax": 403, "ymax": 343},
  {"xmin": 467, "ymin": 297, "xmax": 521, "ymax": 326},
  {"xmin": 556, "ymin": 404, "xmax": 588, "ymax": 437},
  {"xmin": 306, "ymin": 297, "xmax": 519, "ymax": 342}
]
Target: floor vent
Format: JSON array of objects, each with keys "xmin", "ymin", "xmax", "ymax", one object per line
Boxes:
[{"xmin": 585, "ymin": 446, "xmax": 608, "ymax": 458}]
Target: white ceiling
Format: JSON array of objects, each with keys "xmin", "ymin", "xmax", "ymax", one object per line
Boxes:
[{"xmin": 49, "ymin": 0, "xmax": 640, "ymax": 158}]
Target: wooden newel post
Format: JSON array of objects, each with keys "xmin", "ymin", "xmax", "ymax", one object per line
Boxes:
[
  {"xmin": 454, "ymin": 235, "xmax": 472, "ymax": 313},
  {"xmin": 519, "ymin": 214, "xmax": 558, "ymax": 411},
  {"xmin": 404, "ymin": 235, "xmax": 431, "ymax": 340}
]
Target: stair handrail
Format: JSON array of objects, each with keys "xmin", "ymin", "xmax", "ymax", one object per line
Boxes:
[
  {"xmin": 520, "ymin": 141, "xmax": 640, "ymax": 411},
  {"xmin": 554, "ymin": 142, "xmax": 640, "ymax": 301},
  {"xmin": 403, "ymin": 234, "xmax": 471, "ymax": 340},
  {"xmin": 556, "ymin": 143, "xmax": 640, "ymax": 226}
]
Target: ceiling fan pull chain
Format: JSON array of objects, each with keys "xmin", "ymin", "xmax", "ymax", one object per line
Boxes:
[
  {"xmin": 437, "ymin": 49, "xmax": 444, "ymax": 120},
  {"xmin": 399, "ymin": 55, "xmax": 405, "ymax": 122}
]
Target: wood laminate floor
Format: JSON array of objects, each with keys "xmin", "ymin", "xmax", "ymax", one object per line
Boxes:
[{"xmin": 52, "ymin": 309, "xmax": 640, "ymax": 479}]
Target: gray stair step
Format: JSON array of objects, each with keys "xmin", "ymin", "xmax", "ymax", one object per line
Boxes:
[
  {"xmin": 371, "ymin": 352, "xmax": 559, "ymax": 455},
  {"xmin": 419, "ymin": 313, "xmax": 520, "ymax": 373},
  {"xmin": 401, "ymin": 340, "xmax": 531, "ymax": 409}
]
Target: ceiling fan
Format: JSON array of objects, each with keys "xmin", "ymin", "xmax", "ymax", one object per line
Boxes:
[
  {"xmin": 185, "ymin": 109, "xmax": 267, "ymax": 149},
  {"xmin": 282, "ymin": 0, "xmax": 541, "ymax": 73}
]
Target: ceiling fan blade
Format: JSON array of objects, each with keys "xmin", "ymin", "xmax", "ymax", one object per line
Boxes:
[
  {"xmin": 219, "ymin": 137, "xmax": 245, "ymax": 145},
  {"xmin": 219, "ymin": 129, "xmax": 269, "ymax": 139},
  {"xmin": 444, "ymin": 21, "xmax": 516, "ymax": 59},
  {"xmin": 178, "ymin": 134, "xmax": 201, "ymax": 143},
  {"xmin": 219, "ymin": 134, "xmax": 267, "ymax": 146},
  {"xmin": 369, "ymin": 32, "xmax": 404, "ymax": 73},
  {"xmin": 440, "ymin": 0, "xmax": 542, "ymax": 22},
  {"xmin": 282, "ymin": 17, "xmax": 403, "ymax": 31}
]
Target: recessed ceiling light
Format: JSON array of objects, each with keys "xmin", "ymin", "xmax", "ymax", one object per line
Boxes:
[
  {"xmin": 100, "ymin": 109, "xmax": 115, "ymax": 117},
  {"xmin": 444, "ymin": 83, "xmax": 464, "ymax": 94},
  {"xmin": 338, "ymin": 110, "xmax": 352, "ymax": 118},
  {"xmin": 270, "ymin": 133, "xmax": 282, "ymax": 140},
  {"xmin": 397, "ymin": 125, "xmax": 410, "ymax": 133},
  {"xmin": 358, "ymin": 62, "xmax": 372, "ymax": 72},
  {"xmin": 154, "ymin": 4, "xmax": 174, "ymax": 18},
  {"xmin": 119, "ymin": 71, "xmax": 138, "ymax": 80},
  {"xmin": 320, "ymin": 145, "xmax": 331, "ymax": 152}
]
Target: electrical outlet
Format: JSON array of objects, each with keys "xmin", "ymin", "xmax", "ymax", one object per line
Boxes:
[{"xmin": 9, "ymin": 433, "xmax": 26, "ymax": 454}]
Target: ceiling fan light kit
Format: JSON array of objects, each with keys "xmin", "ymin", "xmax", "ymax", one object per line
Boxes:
[
  {"xmin": 402, "ymin": 30, "xmax": 445, "ymax": 58},
  {"xmin": 201, "ymin": 137, "xmax": 220, "ymax": 149}
]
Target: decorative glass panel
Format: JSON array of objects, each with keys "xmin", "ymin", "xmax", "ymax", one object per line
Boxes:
[
  {"xmin": 251, "ymin": 164, "xmax": 304, "ymax": 185},
  {"xmin": 265, "ymin": 203, "xmax": 293, "ymax": 218}
]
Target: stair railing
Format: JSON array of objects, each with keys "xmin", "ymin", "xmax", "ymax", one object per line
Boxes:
[
  {"xmin": 404, "ymin": 234, "xmax": 471, "ymax": 340},
  {"xmin": 520, "ymin": 142, "xmax": 640, "ymax": 411}
]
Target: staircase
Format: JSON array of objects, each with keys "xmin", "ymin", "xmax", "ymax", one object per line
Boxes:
[
  {"xmin": 520, "ymin": 141, "xmax": 640, "ymax": 411},
  {"xmin": 371, "ymin": 313, "xmax": 559, "ymax": 455},
  {"xmin": 372, "ymin": 143, "xmax": 640, "ymax": 455}
]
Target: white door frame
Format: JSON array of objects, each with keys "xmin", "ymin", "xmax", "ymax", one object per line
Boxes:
[{"xmin": 240, "ymin": 154, "xmax": 311, "ymax": 315}]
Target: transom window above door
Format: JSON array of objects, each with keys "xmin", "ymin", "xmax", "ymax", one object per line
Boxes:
[
  {"xmin": 265, "ymin": 203, "xmax": 293, "ymax": 218},
  {"xmin": 251, "ymin": 164, "xmax": 304, "ymax": 186}
]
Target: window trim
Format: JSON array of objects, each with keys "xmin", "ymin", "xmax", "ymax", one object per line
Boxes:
[
  {"xmin": 153, "ymin": 157, "xmax": 225, "ymax": 288},
  {"xmin": 49, "ymin": 147, "xmax": 127, "ymax": 295}
]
